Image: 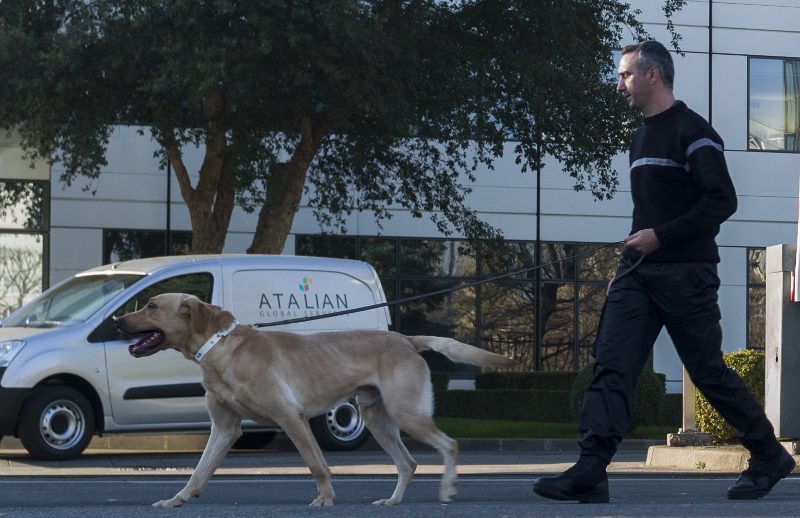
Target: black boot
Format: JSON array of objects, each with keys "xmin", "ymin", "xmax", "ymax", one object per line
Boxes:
[
  {"xmin": 533, "ymin": 455, "xmax": 609, "ymax": 503},
  {"xmin": 727, "ymin": 448, "xmax": 795, "ymax": 500}
]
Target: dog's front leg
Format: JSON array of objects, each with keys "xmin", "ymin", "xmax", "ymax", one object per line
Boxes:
[{"xmin": 153, "ymin": 397, "xmax": 242, "ymax": 508}]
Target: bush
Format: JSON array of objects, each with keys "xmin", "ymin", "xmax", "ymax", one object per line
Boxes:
[
  {"xmin": 569, "ymin": 363, "xmax": 666, "ymax": 432},
  {"xmin": 695, "ymin": 349, "xmax": 765, "ymax": 443},
  {"xmin": 435, "ymin": 389, "xmax": 573, "ymax": 422},
  {"xmin": 475, "ymin": 371, "xmax": 577, "ymax": 391},
  {"xmin": 430, "ymin": 372, "xmax": 450, "ymax": 394}
]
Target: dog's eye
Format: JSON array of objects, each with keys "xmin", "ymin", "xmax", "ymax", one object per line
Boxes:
[{"xmin": 147, "ymin": 302, "xmax": 157, "ymax": 310}]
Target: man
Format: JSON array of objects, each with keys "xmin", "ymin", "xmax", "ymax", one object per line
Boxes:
[{"xmin": 533, "ymin": 40, "xmax": 795, "ymax": 504}]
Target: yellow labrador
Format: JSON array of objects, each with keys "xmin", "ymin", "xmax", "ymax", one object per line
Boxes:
[{"xmin": 116, "ymin": 293, "xmax": 514, "ymax": 507}]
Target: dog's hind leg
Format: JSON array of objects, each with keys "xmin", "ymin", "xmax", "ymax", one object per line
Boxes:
[
  {"xmin": 360, "ymin": 399, "xmax": 417, "ymax": 506},
  {"xmin": 277, "ymin": 414, "xmax": 336, "ymax": 506},
  {"xmin": 153, "ymin": 396, "xmax": 242, "ymax": 507},
  {"xmin": 384, "ymin": 378, "xmax": 459, "ymax": 504}
]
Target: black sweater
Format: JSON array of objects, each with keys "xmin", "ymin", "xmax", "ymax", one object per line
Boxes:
[{"xmin": 623, "ymin": 101, "xmax": 737, "ymax": 263}]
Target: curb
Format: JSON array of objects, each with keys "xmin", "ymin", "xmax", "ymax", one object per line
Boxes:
[
  {"xmin": 0, "ymin": 434, "xmax": 663, "ymax": 453},
  {"xmin": 646, "ymin": 443, "xmax": 800, "ymax": 473}
]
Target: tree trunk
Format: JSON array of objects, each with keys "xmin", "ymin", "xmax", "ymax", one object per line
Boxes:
[
  {"xmin": 247, "ymin": 112, "xmax": 326, "ymax": 255},
  {"xmin": 164, "ymin": 90, "xmax": 236, "ymax": 254}
]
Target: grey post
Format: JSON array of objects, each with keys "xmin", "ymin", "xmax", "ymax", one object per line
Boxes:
[{"xmin": 765, "ymin": 243, "xmax": 800, "ymax": 439}]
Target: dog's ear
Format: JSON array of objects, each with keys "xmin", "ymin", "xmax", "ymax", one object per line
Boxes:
[{"xmin": 180, "ymin": 295, "xmax": 213, "ymax": 337}]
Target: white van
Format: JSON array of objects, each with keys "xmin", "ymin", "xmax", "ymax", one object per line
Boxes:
[{"xmin": 0, "ymin": 255, "xmax": 391, "ymax": 459}]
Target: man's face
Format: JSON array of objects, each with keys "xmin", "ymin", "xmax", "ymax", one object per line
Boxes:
[{"xmin": 616, "ymin": 52, "xmax": 654, "ymax": 113}]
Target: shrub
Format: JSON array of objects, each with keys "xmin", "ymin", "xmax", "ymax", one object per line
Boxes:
[
  {"xmin": 435, "ymin": 389, "xmax": 573, "ymax": 422},
  {"xmin": 569, "ymin": 363, "xmax": 666, "ymax": 431},
  {"xmin": 430, "ymin": 372, "xmax": 450, "ymax": 394},
  {"xmin": 695, "ymin": 349, "xmax": 765, "ymax": 443},
  {"xmin": 475, "ymin": 371, "xmax": 577, "ymax": 391}
]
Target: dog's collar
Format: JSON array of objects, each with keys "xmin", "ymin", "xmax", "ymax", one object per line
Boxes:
[{"xmin": 194, "ymin": 320, "xmax": 239, "ymax": 362}]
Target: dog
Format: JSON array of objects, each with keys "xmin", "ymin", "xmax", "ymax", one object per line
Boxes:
[{"xmin": 116, "ymin": 292, "xmax": 515, "ymax": 507}]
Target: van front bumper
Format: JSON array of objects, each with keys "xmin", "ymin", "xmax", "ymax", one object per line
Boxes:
[{"xmin": 0, "ymin": 368, "xmax": 31, "ymax": 436}]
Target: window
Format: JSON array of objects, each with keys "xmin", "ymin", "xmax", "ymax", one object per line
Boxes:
[
  {"xmin": 103, "ymin": 229, "xmax": 192, "ymax": 264},
  {"xmin": 0, "ymin": 180, "xmax": 49, "ymax": 317},
  {"xmin": 113, "ymin": 273, "xmax": 214, "ymax": 317},
  {"xmin": 746, "ymin": 247, "xmax": 766, "ymax": 350},
  {"xmin": 297, "ymin": 234, "xmax": 621, "ymax": 373},
  {"xmin": 749, "ymin": 57, "xmax": 800, "ymax": 151}
]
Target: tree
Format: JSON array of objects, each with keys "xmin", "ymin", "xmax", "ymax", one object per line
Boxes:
[{"xmin": 0, "ymin": 1, "xmax": 680, "ymax": 254}]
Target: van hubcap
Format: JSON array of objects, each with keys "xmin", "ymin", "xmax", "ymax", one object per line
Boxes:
[
  {"xmin": 325, "ymin": 401, "xmax": 365, "ymax": 442},
  {"xmin": 40, "ymin": 399, "xmax": 85, "ymax": 451}
]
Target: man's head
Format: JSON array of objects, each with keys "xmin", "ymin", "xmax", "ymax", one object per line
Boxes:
[{"xmin": 617, "ymin": 40, "xmax": 675, "ymax": 116}]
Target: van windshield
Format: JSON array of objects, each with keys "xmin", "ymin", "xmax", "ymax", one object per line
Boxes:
[{"xmin": 3, "ymin": 274, "xmax": 145, "ymax": 328}]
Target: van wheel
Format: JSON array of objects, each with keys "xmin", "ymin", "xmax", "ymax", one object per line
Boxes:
[
  {"xmin": 18, "ymin": 386, "xmax": 95, "ymax": 460},
  {"xmin": 232, "ymin": 431, "xmax": 277, "ymax": 450},
  {"xmin": 310, "ymin": 399, "xmax": 369, "ymax": 451}
]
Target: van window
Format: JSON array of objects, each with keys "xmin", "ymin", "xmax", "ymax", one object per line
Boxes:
[{"xmin": 113, "ymin": 273, "xmax": 213, "ymax": 316}]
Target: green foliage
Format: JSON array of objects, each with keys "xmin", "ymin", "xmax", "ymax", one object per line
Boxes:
[
  {"xmin": 430, "ymin": 372, "xmax": 450, "ymax": 394},
  {"xmin": 436, "ymin": 389, "xmax": 573, "ymax": 423},
  {"xmin": 696, "ymin": 350, "xmax": 765, "ymax": 443},
  {"xmin": 475, "ymin": 371, "xmax": 577, "ymax": 391},
  {"xmin": 570, "ymin": 363, "xmax": 666, "ymax": 431},
  {"xmin": 0, "ymin": 0, "xmax": 673, "ymax": 253}
]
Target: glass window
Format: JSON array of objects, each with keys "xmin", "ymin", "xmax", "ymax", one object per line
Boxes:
[
  {"xmin": 0, "ymin": 181, "xmax": 47, "ymax": 231},
  {"xmin": 295, "ymin": 234, "xmax": 357, "ymax": 259},
  {"xmin": 746, "ymin": 247, "xmax": 767, "ymax": 350},
  {"xmin": 5, "ymin": 272, "xmax": 143, "ymax": 328},
  {"xmin": 0, "ymin": 233, "xmax": 45, "ymax": 318},
  {"xmin": 400, "ymin": 239, "xmax": 476, "ymax": 278},
  {"xmin": 539, "ymin": 282, "xmax": 576, "ymax": 371},
  {"xmin": 479, "ymin": 281, "xmax": 536, "ymax": 370},
  {"xmin": 577, "ymin": 284, "xmax": 607, "ymax": 369},
  {"xmin": 113, "ymin": 273, "xmax": 214, "ymax": 317},
  {"xmin": 360, "ymin": 237, "xmax": 397, "ymax": 276},
  {"xmin": 749, "ymin": 57, "xmax": 800, "ymax": 151},
  {"xmin": 103, "ymin": 229, "xmax": 192, "ymax": 264},
  {"xmin": 579, "ymin": 243, "xmax": 622, "ymax": 281},
  {"xmin": 540, "ymin": 243, "xmax": 576, "ymax": 280},
  {"xmin": 479, "ymin": 241, "xmax": 536, "ymax": 280}
]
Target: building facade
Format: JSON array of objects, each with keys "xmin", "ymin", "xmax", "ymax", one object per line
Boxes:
[{"xmin": 1, "ymin": 1, "xmax": 799, "ymax": 391}]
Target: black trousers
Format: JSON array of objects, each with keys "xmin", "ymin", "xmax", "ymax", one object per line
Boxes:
[{"xmin": 578, "ymin": 258, "xmax": 781, "ymax": 466}]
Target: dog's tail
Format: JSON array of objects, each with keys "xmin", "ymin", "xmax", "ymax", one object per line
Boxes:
[{"xmin": 408, "ymin": 336, "xmax": 516, "ymax": 368}]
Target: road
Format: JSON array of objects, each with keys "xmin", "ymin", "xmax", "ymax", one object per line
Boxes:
[{"xmin": 0, "ymin": 474, "xmax": 798, "ymax": 518}]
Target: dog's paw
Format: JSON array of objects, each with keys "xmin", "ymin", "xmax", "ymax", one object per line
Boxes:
[
  {"xmin": 152, "ymin": 496, "xmax": 187, "ymax": 508},
  {"xmin": 308, "ymin": 495, "xmax": 334, "ymax": 506},
  {"xmin": 372, "ymin": 498, "xmax": 401, "ymax": 506},
  {"xmin": 438, "ymin": 484, "xmax": 457, "ymax": 503}
]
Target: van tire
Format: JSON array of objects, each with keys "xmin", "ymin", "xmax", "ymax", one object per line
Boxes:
[
  {"xmin": 18, "ymin": 386, "xmax": 95, "ymax": 460},
  {"xmin": 310, "ymin": 399, "xmax": 370, "ymax": 451},
  {"xmin": 232, "ymin": 431, "xmax": 277, "ymax": 450}
]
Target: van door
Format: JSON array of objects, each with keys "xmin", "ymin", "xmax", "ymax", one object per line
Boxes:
[{"xmin": 103, "ymin": 270, "xmax": 219, "ymax": 426}]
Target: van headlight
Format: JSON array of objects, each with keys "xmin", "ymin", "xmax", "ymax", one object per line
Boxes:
[{"xmin": 0, "ymin": 340, "xmax": 25, "ymax": 367}]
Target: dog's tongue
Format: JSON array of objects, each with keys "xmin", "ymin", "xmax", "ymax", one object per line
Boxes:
[{"xmin": 128, "ymin": 331, "xmax": 165, "ymax": 357}]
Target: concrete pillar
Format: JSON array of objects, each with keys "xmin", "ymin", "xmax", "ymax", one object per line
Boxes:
[{"xmin": 765, "ymin": 243, "xmax": 800, "ymax": 439}]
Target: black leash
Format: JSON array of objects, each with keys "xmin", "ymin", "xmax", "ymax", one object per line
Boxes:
[{"xmin": 254, "ymin": 240, "xmax": 628, "ymax": 328}]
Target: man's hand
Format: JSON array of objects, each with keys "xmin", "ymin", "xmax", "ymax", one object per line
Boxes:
[{"xmin": 624, "ymin": 228, "xmax": 661, "ymax": 255}]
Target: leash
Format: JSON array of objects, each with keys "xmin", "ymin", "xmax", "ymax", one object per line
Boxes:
[
  {"xmin": 605, "ymin": 253, "xmax": 646, "ymax": 295},
  {"xmin": 254, "ymin": 240, "xmax": 630, "ymax": 328}
]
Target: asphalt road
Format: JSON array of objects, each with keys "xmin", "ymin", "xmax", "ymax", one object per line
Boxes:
[{"xmin": 0, "ymin": 475, "xmax": 798, "ymax": 518}]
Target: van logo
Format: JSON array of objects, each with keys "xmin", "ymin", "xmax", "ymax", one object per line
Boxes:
[{"xmin": 258, "ymin": 276, "xmax": 349, "ymax": 319}]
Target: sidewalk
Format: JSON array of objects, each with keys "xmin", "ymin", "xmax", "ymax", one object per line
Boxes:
[{"xmin": 0, "ymin": 435, "xmax": 797, "ymax": 477}]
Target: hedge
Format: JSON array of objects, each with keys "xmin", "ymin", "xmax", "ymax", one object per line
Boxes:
[
  {"xmin": 695, "ymin": 349, "xmax": 765, "ymax": 443},
  {"xmin": 435, "ymin": 389, "xmax": 573, "ymax": 422},
  {"xmin": 474, "ymin": 371, "xmax": 577, "ymax": 391}
]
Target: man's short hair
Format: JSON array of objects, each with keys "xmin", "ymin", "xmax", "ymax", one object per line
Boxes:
[{"xmin": 622, "ymin": 40, "xmax": 674, "ymax": 88}]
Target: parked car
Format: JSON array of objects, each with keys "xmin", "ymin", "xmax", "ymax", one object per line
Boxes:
[{"xmin": 0, "ymin": 254, "xmax": 391, "ymax": 460}]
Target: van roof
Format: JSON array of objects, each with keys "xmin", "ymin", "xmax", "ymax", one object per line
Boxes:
[{"xmin": 80, "ymin": 254, "xmax": 372, "ymax": 276}]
